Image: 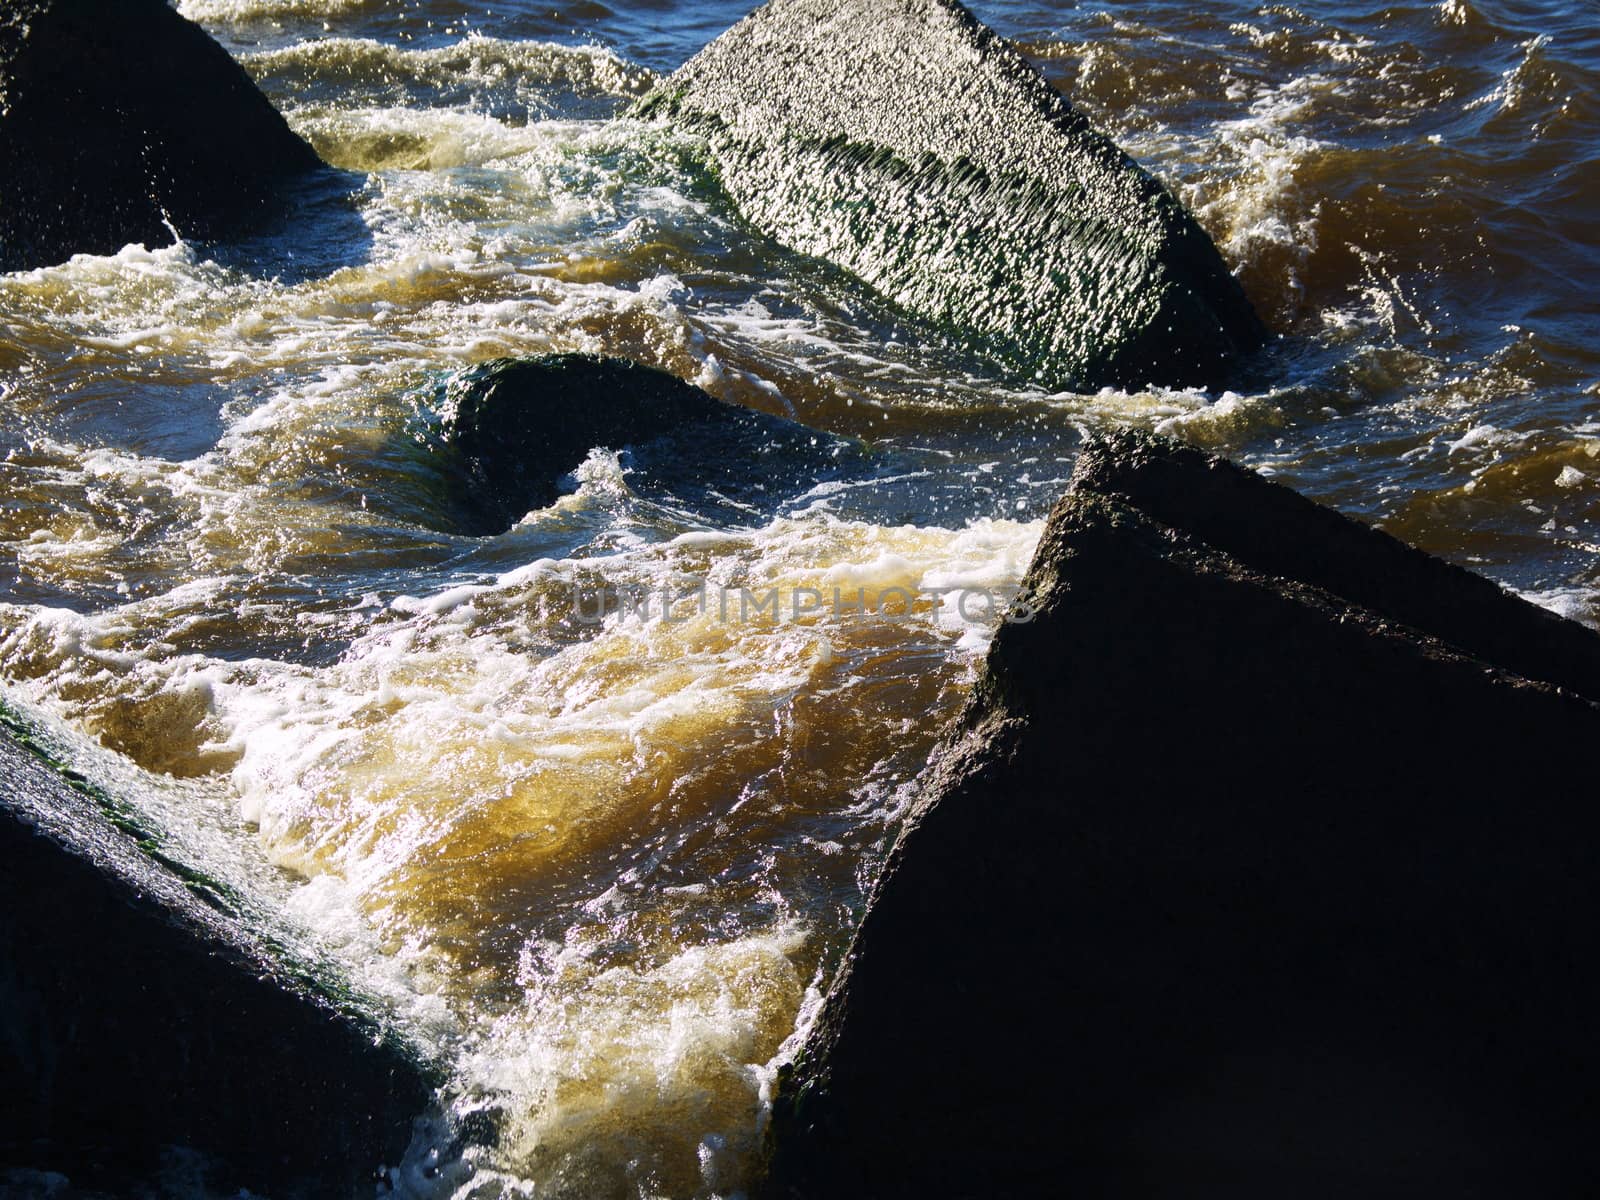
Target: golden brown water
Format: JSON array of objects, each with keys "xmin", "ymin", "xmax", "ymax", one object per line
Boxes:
[{"xmin": 2, "ymin": 1, "xmax": 1596, "ymax": 1195}]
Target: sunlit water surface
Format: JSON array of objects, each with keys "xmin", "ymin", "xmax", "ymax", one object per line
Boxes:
[{"xmin": 2, "ymin": 1, "xmax": 1596, "ymax": 1195}]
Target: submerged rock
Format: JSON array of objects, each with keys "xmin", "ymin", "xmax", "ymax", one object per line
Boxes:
[
  {"xmin": 0, "ymin": 715, "xmax": 435, "ymax": 1197},
  {"xmin": 639, "ymin": 0, "xmax": 1267, "ymax": 392},
  {"xmin": 439, "ymin": 354, "xmax": 866, "ymax": 535},
  {"xmin": 766, "ymin": 431, "xmax": 1600, "ymax": 1197},
  {"xmin": 0, "ymin": 0, "xmax": 325, "ymax": 272}
]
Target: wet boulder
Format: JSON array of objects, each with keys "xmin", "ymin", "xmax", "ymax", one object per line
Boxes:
[
  {"xmin": 0, "ymin": 716, "xmax": 436, "ymax": 1197},
  {"xmin": 439, "ymin": 354, "xmax": 868, "ymax": 535},
  {"xmin": 0, "ymin": 0, "xmax": 325, "ymax": 273},
  {"xmin": 766, "ymin": 430, "xmax": 1600, "ymax": 1198},
  {"xmin": 638, "ymin": 0, "xmax": 1267, "ymax": 392}
]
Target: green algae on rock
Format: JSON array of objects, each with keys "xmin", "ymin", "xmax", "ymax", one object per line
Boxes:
[
  {"xmin": 0, "ymin": 705, "xmax": 438, "ymax": 1198},
  {"xmin": 638, "ymin": 0, "xmax": 1268, "ymax": 392}
]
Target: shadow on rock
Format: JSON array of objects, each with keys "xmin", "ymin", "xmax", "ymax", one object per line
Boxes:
[
  {"xmin": 766, "ymin": 430, "xmax": 1600, "ymax": 1199},
  {"xmin": 0, "ymin": 0, "xmax": 340, "ymax": 273},
  {"xmin": 433, "ymin": 355, "xmax": 876, "ymax": 536},
  {"xmin": 0, "ymin": 710, "xmax": 439, "ymax": 1198}
]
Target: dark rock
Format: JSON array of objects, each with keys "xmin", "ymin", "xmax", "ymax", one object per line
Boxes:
[
  {"xmin": 766, "ymin": 430, "xmax": 1600, "ymax": 1198},
  {"xmin": 0, "ymin": 0, "xmax": 325, "ymax": 273},
  {"xmin": 639, "ymin": 0, "xmax": 1267, "ymax": 391},
  {"xmin": 439, "ymin": 354, "xmax": 867, "ymax": 535},
  {"xmin": 0, "ymin": 714, "xmax": 436, "ymax": 1198},
  {"xmin": 1069, "ymin": 433, "xmax": 1600, "ymax": 703}
]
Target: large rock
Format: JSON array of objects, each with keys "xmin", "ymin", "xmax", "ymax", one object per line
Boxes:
[
  {"xmin": 766, "ymin": 431, "xmax": 1600, "ymax": 1198},
  {"xmin": 0, "ymin": 712, "xmax": 436, "ymax": 1197},
  {"xmin": 639, "ymin": 0, "xmax": 1267, "ymax": 391},
  {"xmin": 439, "ymin": 354, "xmax": 869, "ymax": 535},
  {"xmin": 0, "ymin": 0, "xmax": 325, "ymax": 273}
]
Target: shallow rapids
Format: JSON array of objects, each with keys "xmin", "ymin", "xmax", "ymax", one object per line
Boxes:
[{"xmin": 2, "ymin": 1, "xmax": 1596, "ymax": 1196}]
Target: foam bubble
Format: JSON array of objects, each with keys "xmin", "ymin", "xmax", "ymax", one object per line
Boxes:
[
  {"xmin": 178, "ymin": 0, "xmax": 370, "ymax": 19},
  {"xmin": 2, "ymin": 504, "xmax": 1039, "ymax": 1197},
  {"xmin": 245, "ymin": 35, "xmax": 654, "ymax": 110},
  {"xmin": 460, "ymin": 928, "xmax": 809, "ymax": 1198}
]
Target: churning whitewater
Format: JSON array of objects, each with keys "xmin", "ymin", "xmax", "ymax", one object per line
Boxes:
[{"xmin": 2, "ymin": 0, "xmax": 1597, "ymax": 1196}]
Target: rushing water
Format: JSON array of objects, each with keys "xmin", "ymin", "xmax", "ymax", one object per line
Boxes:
[{"xmin": 1, "ymin": 1, "xmax": 1596, "ymax": 1196}]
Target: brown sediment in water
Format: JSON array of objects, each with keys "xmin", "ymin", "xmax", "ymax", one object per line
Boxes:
[{"xmin": 1, "ymin": 0, "xmax": 1597, "ymax": 1195}]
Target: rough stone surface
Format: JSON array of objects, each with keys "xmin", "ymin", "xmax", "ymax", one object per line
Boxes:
[
  {"xmin": 439, "ymin": 354, "xmax": 867, "ymax": 535},
  {"xmin": 1069, "ymin": 433, "xmax": 1600, "ymax": 703},
  {"xmin": 0, "ymin": 719, "xmax": 435, "ymax": 1197},
  {"xmin": 765, "ymin": 430, "xmax": 1600, "ymax": 1198},
  {"xmin": 639, "ymin": 0, "xmax": 1267, "ymax": 391},
  {"xmin": 0, "ymin": 0, "xmax": 325, "ymax": 272}
]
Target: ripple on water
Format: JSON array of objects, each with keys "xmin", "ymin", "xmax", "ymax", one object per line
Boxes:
[{"xmin": 4, "ymin": 2, "xmax": 1598, "ymax": 1195}]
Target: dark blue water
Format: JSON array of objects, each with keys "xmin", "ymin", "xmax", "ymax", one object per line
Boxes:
[
  {"xmin": 4, "ymin": 3, "xmax": 1596, "ymax": 1195},
  {"xmin": 200, "ymin": 0, "xmax": 1600, "ymax": 602}
]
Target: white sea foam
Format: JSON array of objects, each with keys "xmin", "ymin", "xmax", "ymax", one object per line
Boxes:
[
  {"xmin": 0, "ymin": 501, "xmax": 1040, "ymax": 1195},
  {"xmin": 8, "ymin": 3, "xmax": 1593, "ymax": 1194},
  {"xmin": 1521, "ymin": 586, "xmax": 1600, "ymax": 628},
  {"xmin": 246, "ymin": 34, "xmax": 654, "ymax": 105},
  {"xmin": 179, "ymin": 0, "xmax": 371, "ymax": 19}
]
